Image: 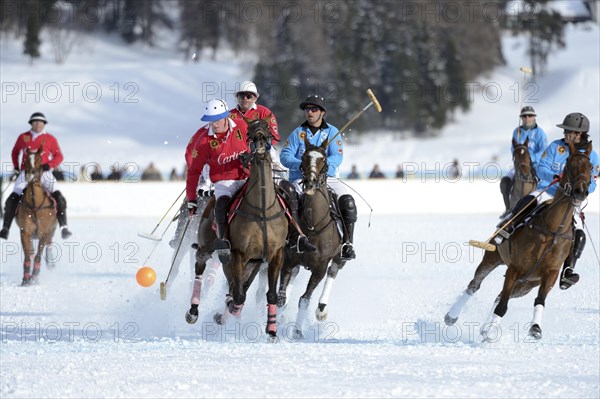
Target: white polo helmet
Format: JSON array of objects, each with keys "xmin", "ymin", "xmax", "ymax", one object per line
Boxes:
[
  {"xmin": 236, "ymin": 81, "xmax": 259, "ymax": 97},
  {"xmin": 201, "ymin": 99, "xmax": 229, "ymax": 122}
]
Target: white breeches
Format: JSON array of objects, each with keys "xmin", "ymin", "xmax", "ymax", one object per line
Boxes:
[
  {"xmin": 13, "ymin": 171, "xmax": 58, "ymax": 195},
  {"xmin": 214, "ymin": 180, "xmax": 246, "ymax": 199}
]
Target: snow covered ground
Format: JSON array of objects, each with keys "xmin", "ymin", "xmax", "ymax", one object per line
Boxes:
[{"xmin": 0, "ymin": 181, "xmax": 598, "ymax": 398}]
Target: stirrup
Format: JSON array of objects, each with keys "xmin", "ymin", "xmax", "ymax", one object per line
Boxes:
[{"xmin": 560, "ymin": 267, "xmax": 579, "ymax": 290}]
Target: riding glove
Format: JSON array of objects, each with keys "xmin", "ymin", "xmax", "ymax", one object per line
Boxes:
[
  {"xmin": 239, "ymin": 151, "xmax": 252, "ymax": 167},
  {"xmin": 42, "ymin": 164, "xmax": 51, "ymax": 171},
  {"xmin": 188, "ymin": 200, "xmax": 198, "ymax": 216}
]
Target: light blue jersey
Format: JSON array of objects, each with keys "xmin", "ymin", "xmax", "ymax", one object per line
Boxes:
[
  {"xmin": 511, "ymin": 124, "xmax": 548, "ymax": 170},
  {"xmin": 537, "ymin": 139, "xmax": 599, "ymax": 196},
  {"xmin": 280, "ymin": 121, "xmax": 343, "ymax": 182}
]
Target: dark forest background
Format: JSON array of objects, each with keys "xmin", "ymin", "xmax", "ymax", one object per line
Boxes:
[{"xmin": 1, "ymin": 0, "xmax": 569, "ymax": 135}]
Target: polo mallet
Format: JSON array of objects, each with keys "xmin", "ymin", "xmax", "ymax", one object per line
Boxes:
[
  {"xmin": 328, "ymin": 88, "xmax": 383, "ymax": 144},
  {"xmin": 138, "ymin": 188, "xmax": 185, "ymax": 241},
  {"xmin": 139, "ymin": 214, "xmax": 179, "ymax": 268},
  {"xmin": 469, "ymin": 178, "xmax": 559, "ymax": 251},
  {"xmin": 516, "ymin": 67, "xmax": 532, "ymax": 139},
  {"xmin": 1, "ymin": 173, "xmax": 18, "ymax": 196},
  {"xmin": 160, "ymin": 217, "xmax": 191, "ymax": 300}
]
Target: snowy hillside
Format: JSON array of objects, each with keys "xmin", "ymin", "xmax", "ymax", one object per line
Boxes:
[{"xmin": 1, "ymin": 24, "xmax": 599, "ymax": 178}]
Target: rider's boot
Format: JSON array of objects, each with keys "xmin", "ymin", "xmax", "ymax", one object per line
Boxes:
[
  {"xmin": 339, "ymin": 194, "xmax": 358, "ymax": 260},
  {"xmin": 52, "ymin": 191, "xmax": 72, "ymax": 239},
  {"xmin": 279, "ymin": 181, "xmax": 316, "ymax": 253},
  {"xmin": 0, "ymin": 193, "xmax": 21, "ymax": 240},
  {"xmin": 494, "ymin": 194, "xmax": 536, "ymax": 245},
  {"xmin": 169, "ymin": 200, "xmax": 188, "ymax": 249},
  {"xmin": 214, "ymin": 196, "xmax": 232, "ymax": 264},
  {"xmin": 499, "ymin": 176, "xmax": 512, "ymax": 218},
  {"xmin": 560, "ymin": 229, "xmax": 585, "ymax": 290}
]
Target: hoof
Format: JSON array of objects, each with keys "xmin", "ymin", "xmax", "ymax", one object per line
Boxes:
[
  {"xmin": 277, "ymin": 295, "xmax": 287, "ymax": 308},
  {"xmin": 315, "ymin": 305, "xmax": 328, "ymax": 322},
  {"xmin": 292, "ymin": 328, "xmax": 304, "ymax": 340},
  {"xmin": 214, "ymin": 312, "xmax": 225, "ymax": 325},
  {"xmin": 21, "ymin": 276, "xmax": 32, "ymax": 286},
  {"xmin": 185, "ymin": 305, "xmax": 199, "ymax": 324},
  {"xmin": 444, "ymin": 313, "xmax": 458, "ymax": 326},
  {"xmin": 528, "ymin": 323, "xmax": 542, "ymax": 340}
]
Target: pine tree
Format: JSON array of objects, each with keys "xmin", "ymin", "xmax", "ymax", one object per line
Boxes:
[{"xmin": 23, "ymin": 0, "xmax": 44, "ymax": 61}]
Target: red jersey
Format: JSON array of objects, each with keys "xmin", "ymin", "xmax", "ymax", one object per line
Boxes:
[
  {"xmin": 11, "ymin": 131, "xmax": 64, "ymax": 170},
  {"xmin": 229, "ymin": 104, "xmax": 279, "ymax": 143},
  {"xmin": 186, "ymin": 119, "xmax": 250, "ymax": 201}
]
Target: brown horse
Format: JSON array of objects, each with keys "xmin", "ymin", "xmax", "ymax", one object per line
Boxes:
[
  {"xmin": 277, "ymin": 139, "xmax": 346, "ymax": 339},
  {"xmin": 16, "ymin": 147, "xmax": 58, "ymax": 286},
  {"xmin": 509, "ymin": 138, "xmax": 537, "ymax": 209},
  {"xmin": 446, "ymin": 141, "xmax": 593, "ymax": 341},
  {"xmin": 210, "ymin": 119, "xmax": 288, "ymax": 340}
]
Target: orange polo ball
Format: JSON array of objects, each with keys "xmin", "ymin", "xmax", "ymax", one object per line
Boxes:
[{"xmin": 136, "ymin": 267, "xmax": 156, "ymax": 287}]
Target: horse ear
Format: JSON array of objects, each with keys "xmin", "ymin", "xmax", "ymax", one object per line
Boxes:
[
  {"xmin": 512, "ymin": 137, "xmax": 517, "ymax": 148},
  {"xmin": 568, "ymin": 141, "xmax": 577, "ymax": 155},
  {"xmin": 585, "ymin": 141, "xmax": 593, "ymax": 156},
  {"xmin": 524, "ymin": 137, "xmax": 529, "ymax": 146},
  {"xmin": 303, "ymin": 135, "xmax": 311, "ymax": 148},
  {"xmin": 320, "ymin": 138, "xmax": 329, "ymax": 150}
]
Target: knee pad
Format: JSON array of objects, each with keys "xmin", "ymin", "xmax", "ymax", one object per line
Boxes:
[
  {"xmin": 338, "ymin": 194, "xmax": 357, "ymax": 223},
  {"xmin": 573, "ymin": 229, "xmax": 586, "ymax": 259}
]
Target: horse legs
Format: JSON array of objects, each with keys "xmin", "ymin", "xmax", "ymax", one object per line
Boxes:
[
  {"xmin": 31, "ymin": 234, "xmax": 49, "ymax": 284},
  {"xmin": 185, "ymin": 251, "xmax": 210, "ymax": 324},
  {"xmin": 20, "ymin": 231, "xmax": 35, "ymax": 286},
  {"xmin": 316, "ymin": 261, "xmax": 342, "ymax": 322},
  {"xmin": 255, "ymin": 264, "xmax": 268, "ymax": 306},
  {"xmin": 528, "ymin": 268, "xmax": 561, "ymax": 341},
  {"xmin": 265, "ymin": 250, "xmax": 285, "ymax": 339},
  {"xmin": 445, "ymin": 249, "xmax": 502, "ymax": 326},
  {"xmin": 292, "ymin": 264, "xmax": 328, "ymax": 340},
  {"xmin": 277, "ymin": 263, "xmax": 300, "ymax": 308},
  {"xmin": 481, "ymin": 266, "xmax": 520, "ymax": 342}
]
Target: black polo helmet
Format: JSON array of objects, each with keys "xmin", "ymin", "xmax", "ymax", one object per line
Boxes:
[
  {"xmin": 299, "ymin": 95, "xmax": 327, "ymax": 112},
  {"xmin": 519, "ymin": 106, "xmax": 536, "ymax": 117},
  {"xmin": 28, "ymin": 112, "xmax": 48, "ymax": 124},
  {"xmin": 556, "ymin": 112, "xmax": 589, "ymax": 133}
]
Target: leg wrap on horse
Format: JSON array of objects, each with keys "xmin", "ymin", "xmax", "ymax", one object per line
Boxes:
[
  {"xmin": 560, "ymin": 229, "xmax": 585, "ymax": 290},
  {"xmin": 500, "ymin": 176, "xmax": 512, "ymax": 212},
  {"xmin": 0, "ymin": 193, "xmax": 21, "ymax": 239},
  {"xmin": 338, "ymin": 194, "xmax": 357, "ymax": 260}
]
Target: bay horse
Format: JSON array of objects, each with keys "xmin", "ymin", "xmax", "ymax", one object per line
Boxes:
[
  {"xmin": 509, "ymin": 138, "xmax": 537, "ymax": 209},
  {"xmin": 277, "ymin": 138, "xmax": 346, "ymax": 339},
  {"xmin": 16, "ymin": 147, "xmax": 58, "ymax": 286},
  {"xmin": 446, "ymin": 141, "xmax": 593, "ymax": 341},
  {"xmin": 214, "ymin": 119, "xmax": 288, "ymax": 340}
]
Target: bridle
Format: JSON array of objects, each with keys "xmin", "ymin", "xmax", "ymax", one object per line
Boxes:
[{"xmin": 512, "ymin": 143, "xmax": 537, "ymax": 183}]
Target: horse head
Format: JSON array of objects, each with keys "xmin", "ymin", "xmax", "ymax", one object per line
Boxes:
[
  {"xmin": 24, "ymin": 146, "xmax": 43, "ymax": 183},
  {"xmin": 245, "ymin": 118, "xmax": 273, "ymax": 159},
  {"xmin": 300, "ymin": 137, "xmax": 328, "ymax": 196},
  {"xmin": 512, "ymin": 137, "xmax": 534, "ymax": 181},
  {"xmin": 561, "ymin": 141, "xmax": 593, "ymax": 206}
]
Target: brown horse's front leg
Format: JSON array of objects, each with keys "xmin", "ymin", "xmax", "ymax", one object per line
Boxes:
[
  {"xmin": 20, "ymin": 230, "xmax": 35, "ymax": 286},
  {"xmin": 229, "ymin": 252, "xmax": 246, "ymax": 315},
  {"xmin": 529, "ymin": 266, "xmax": 561, "ymax": 340},
  {"xmin": 266, "ymin": 249, "xmax": 285, "ymax": 338}
]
